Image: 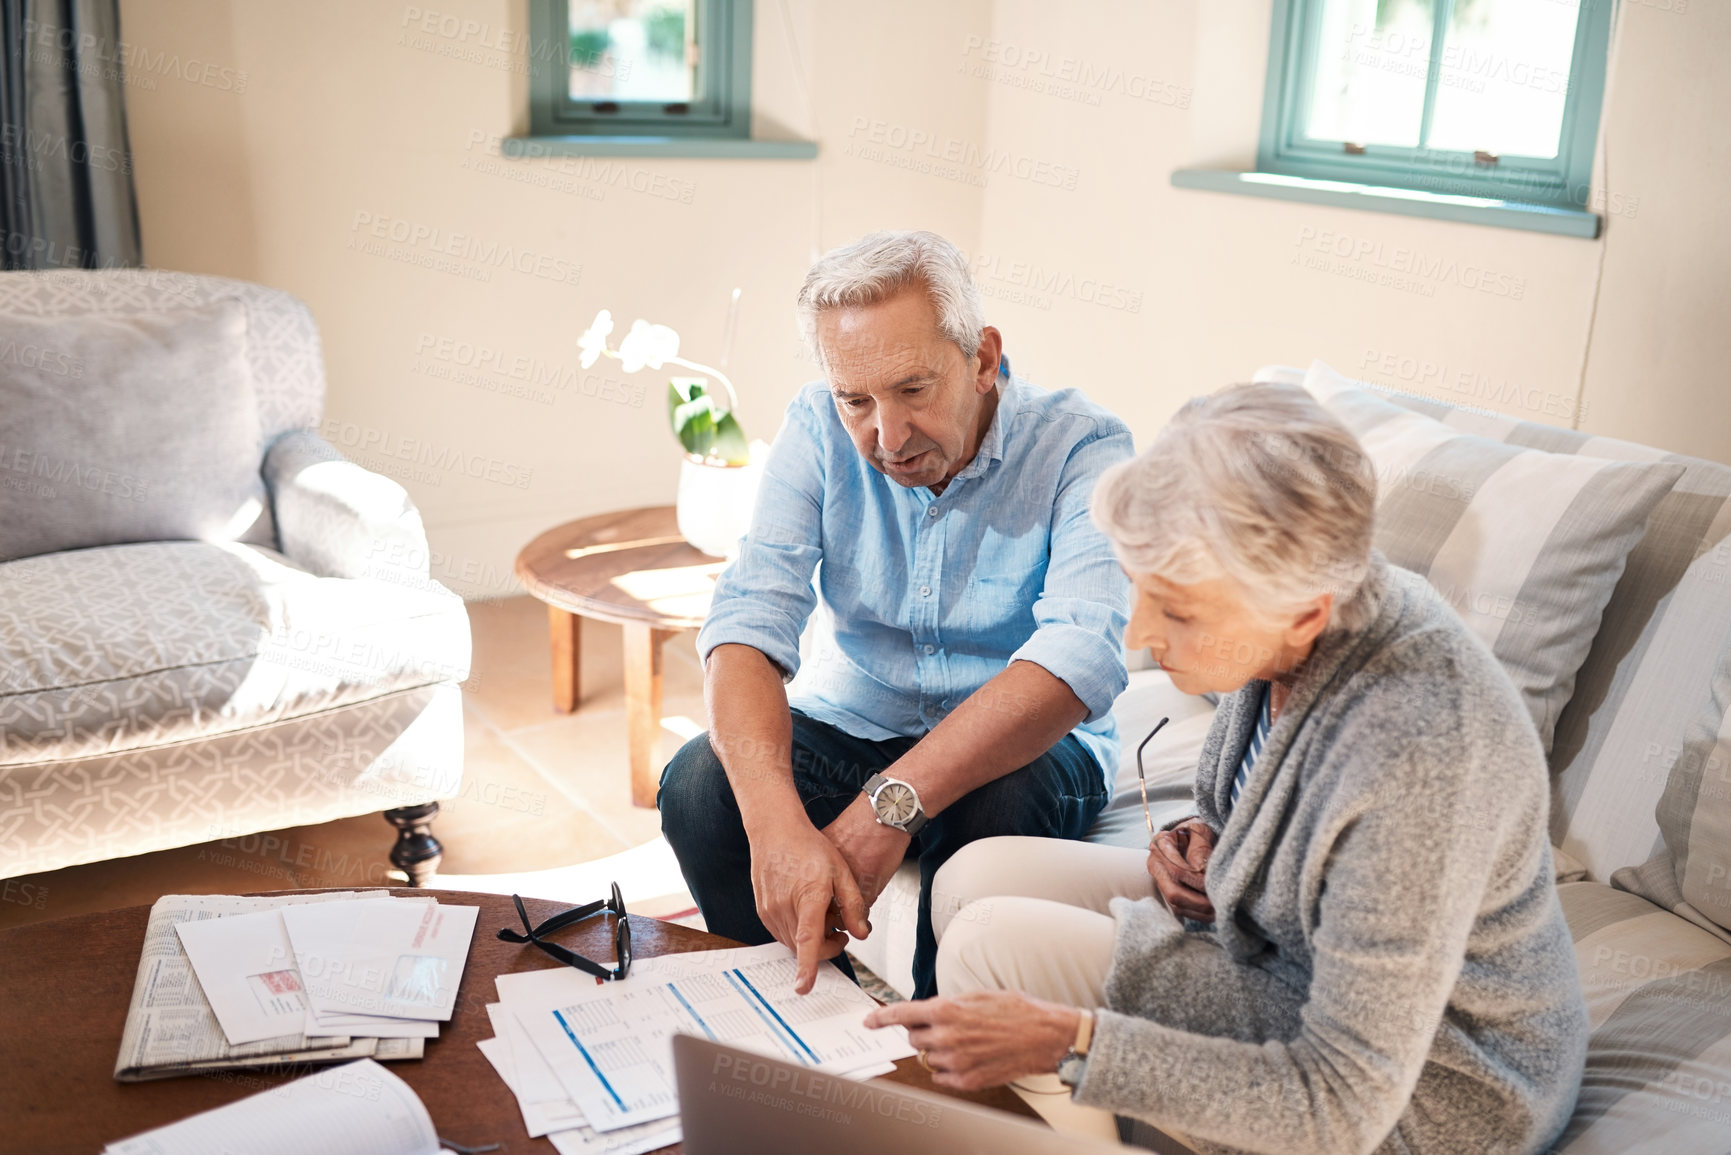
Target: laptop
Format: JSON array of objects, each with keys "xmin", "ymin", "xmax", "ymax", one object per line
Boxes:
[{"xmin": 672, "ymin": 1034, "xmax": 1126, "ymax": 1154}]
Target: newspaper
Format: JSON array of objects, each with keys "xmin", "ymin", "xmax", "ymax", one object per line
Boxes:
[{"xmin": 113, "ymin": 892, "xmax": 426, "ymax": 1082}]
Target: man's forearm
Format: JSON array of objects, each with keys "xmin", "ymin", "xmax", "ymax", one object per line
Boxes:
[
  {"xmin": 704, "ymin": 643, "xmax": 809, "ymax": 836},
  {"xmin": 887, "ymin": 660, "xmax": 1089, "ymax": 815}
]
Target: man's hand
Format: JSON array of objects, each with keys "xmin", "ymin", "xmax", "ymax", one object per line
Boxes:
[
  {"xmin": 1147, "ymin": 817, "xmax": 1218, "ymax": 923},
  {"xmin": 821, "ymin": 796, "xmax": 911, "ymax": 911},
  {"xmin": 750, "ymin": 822, "xmax": 870, "ymax": 995},
  {"xmin": 863, "ymin": 992, "xmax": 1079, "ymax": 1092}
]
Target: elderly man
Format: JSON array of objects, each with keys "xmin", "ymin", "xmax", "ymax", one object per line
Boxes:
[{"xmin": 658, "ymin": 230, "xmax": 1132, "ymax": 999}]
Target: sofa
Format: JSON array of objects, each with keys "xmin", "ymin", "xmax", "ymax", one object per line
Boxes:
[
  {"xmin": 851, "ymin": 360, "xmax": 1731, "ymax": 1153},
  {"xmin": 0, "ymin": 270, "xmax": 470, "ymax": 884}
]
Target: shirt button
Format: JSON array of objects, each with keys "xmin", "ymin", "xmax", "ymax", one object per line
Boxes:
[
  {"xmin": 923, "ymin": 644, "xmax": 935, "ymax": 655},
  {"xmin": 926, "ymin": 506, "xmax": 939, "ymax": 517},
  {"xmin": 919, "ymin": 585, "xmax": 931, "ymax": 597}
]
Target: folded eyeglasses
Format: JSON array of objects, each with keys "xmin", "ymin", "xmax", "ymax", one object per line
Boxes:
[{"xmin": 497, "ymin": 882, "xmax": 632, "ymax": 982}]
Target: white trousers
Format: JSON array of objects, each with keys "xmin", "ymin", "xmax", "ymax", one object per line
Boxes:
[{"xmin": 931, "ymin": 836, "xmax": 1161, "ymax": 1143}]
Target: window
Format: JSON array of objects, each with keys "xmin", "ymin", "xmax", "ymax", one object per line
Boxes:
[
  {"xmin": 528, "ymin": 0, "xmax": 752, "ymax": 140},
  {"xmin": 1258, "ymin": 0, "xmax": 1614, "ymax": 208}
]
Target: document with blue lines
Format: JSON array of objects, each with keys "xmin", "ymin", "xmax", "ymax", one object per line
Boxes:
[{"xmin": 497, "ymin": 943, "xmax": 916, "ymax": 1133}]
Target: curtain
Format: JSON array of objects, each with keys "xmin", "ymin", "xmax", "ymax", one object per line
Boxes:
[{"xmin": 0, "ymin": 0, "xmax": 140, "ymax": 270}]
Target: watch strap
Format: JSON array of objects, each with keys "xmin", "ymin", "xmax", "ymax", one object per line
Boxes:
[{"xmin": 862, "ymin": 773, "xmax": 926, "ymax": 837}]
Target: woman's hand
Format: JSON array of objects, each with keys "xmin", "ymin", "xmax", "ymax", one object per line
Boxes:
[
  {"xmin": 1147, "ymin": 818, "xmax": 1217, "ymax": 922},
  {"xmin": 863, "ymin": 991, "xmax": 1080, "ymax": 1092}
]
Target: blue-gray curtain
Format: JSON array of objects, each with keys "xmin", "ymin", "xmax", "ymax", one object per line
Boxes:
[{"xmin": 0, "ymin": 0, "xmax": 140, "ymax": 269}]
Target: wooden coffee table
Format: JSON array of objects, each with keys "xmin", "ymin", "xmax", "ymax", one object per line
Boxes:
[
  {"xmin": 515, "ymin": 506, "xmax": 723, "ymax": 808},
  {"xmin": 0, "ymin": 889, "xmax": 1036, "ymax": 1153}
]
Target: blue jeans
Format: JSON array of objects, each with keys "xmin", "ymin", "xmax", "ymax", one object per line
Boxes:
[{"xmin": 658, "ymin": 710, "xmax": 1109, "ymax": 999}]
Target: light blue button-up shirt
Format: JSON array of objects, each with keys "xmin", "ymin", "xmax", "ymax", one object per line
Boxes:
[{"xmin": 697, "ymin": 361, "xmax": 1134, "ymax": 789}]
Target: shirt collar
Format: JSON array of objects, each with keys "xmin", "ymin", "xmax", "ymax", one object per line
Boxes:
[{"xmin": 953, "ymin": 354, "xmax": 1018, "ymax": 481}]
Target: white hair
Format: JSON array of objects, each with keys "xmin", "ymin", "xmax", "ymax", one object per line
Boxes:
[
  {"xmin": 796, "ymin": 230, "xmax": 985, "ymax": 367},
  {"xmin": 1091, "ymin": 382, "xmax": 1381, "ymax": 633}
]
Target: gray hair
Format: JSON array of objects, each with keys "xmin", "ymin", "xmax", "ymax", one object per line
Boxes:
[
  {"xmin": 1091, "ymin": 382, "xmax": 1380, "ymax": 632},
  {"xmin": 796, "ymin": 230, "xmax": 985, "ymax": 367}
]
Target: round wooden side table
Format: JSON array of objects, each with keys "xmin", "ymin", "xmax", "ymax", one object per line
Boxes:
[{"xmin": 515, "ymin": 506, "xmax": 723, "ymax": 808}]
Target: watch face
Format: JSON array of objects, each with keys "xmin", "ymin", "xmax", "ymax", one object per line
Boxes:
[{"xmin": 875, "ymin": 782, "xmax": 919, "ymax": 826}]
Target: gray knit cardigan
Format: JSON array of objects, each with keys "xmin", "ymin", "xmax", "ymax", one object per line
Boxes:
[{"xmin": 1073, "ymin": 556, "xmax": 1589, "ymax": 1155}]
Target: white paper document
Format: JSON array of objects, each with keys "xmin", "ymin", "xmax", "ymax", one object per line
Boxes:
[
  {"xmin": 477, "ymin": 1035, "xmax": 679, "ymax": 1155},
  {"xmin": 282, "ymin": 898, "xmax": 480, "ymax": 1021},
  {"xmin": 500, "ymin": 943, "xmax": 915, "ymax": 1133},
  {"xmin": 102, "ymin": 1059, "xmax": 442, "ymax": 1155},
  {"xmin": 174, "ymin": 909, "xmax": 313, "ymax": 1046}
]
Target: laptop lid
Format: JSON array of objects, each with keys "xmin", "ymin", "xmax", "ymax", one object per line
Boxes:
[{"xmin": 672, "ymin": 1034, "xmax": 1123, "ymax": 1154}]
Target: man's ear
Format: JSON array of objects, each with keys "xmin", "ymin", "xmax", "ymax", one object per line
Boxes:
[{"xmin": 973, "ymin": 326, "xmax": 1004, "ymax": 394}]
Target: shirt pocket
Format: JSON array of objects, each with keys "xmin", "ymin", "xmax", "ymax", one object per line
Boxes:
[{"xmin": 963, "ymin": 558, "xmax": 1048, "ymax": 641}]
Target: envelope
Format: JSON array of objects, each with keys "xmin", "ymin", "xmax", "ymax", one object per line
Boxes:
[
  {"xmin": 175, "ymin": 909, "xmax": 311, "ymax": 1046},
  {"xmin": 310, "ymin": 1010, "xmax": 441, "ymax": 1039},
  {"xmin": 281, "ymin": 898, "xmax": 479, "ymax": 1022}
]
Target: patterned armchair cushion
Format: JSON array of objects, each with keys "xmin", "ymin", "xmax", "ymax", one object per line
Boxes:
[
  {"xmin": 0, "ymin": 270, "xmax": 323, "ymax": 445},
  {"xmin": 0, "ymin": 269, "xmax": 329, "ymax": 549},
  {"xmin": 0, "ymin": 300, "xmax": 268, "ymax": 562},
  {"xmin": 0, "ymin": 540, "xmax": 470, "ymax": 765},
  {"xmin": 1554, "ymin": 882, "xmax": 1731, "ymax": 1153}
]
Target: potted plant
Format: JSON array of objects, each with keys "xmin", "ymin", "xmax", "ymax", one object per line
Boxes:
[{"xmin": 577, "ymin": 307, "xmax": 765, "ymax": 558}]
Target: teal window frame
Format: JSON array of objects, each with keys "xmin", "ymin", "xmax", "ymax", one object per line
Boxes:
[
  {"xmin": 528, "ymin": 0, "xmax": 753, "ymax": 140},
  {"xmin": 1257, "ymin": 0, "xmax": 1614, "ymax": 209}
]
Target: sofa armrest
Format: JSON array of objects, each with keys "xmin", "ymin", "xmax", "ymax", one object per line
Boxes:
[{"xmin": 263, "ymin": 429, "xmax": 431, "ymax": 583}]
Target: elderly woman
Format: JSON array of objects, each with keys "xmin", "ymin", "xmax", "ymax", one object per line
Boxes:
[{"xmin": 865, "ymin": 383, "xmax": 1589, "ymax": 1155}]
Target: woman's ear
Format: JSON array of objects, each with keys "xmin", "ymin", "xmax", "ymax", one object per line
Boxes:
[{"xmin": 1286, "ymin": 593, "xmax": 1334, "ymax": 650}]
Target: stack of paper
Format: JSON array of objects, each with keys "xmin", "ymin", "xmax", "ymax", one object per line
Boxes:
[
  {"xmin": 114, "ymin": 893, "xmax": 445, "ymax": 1082},
  {"xmin": 169, "ymin": 893, "xmax": 478, "ymax": 1060},
  {"xmin": 475, "ymin": 941, "xmax": 917, "ymax": 1152}
]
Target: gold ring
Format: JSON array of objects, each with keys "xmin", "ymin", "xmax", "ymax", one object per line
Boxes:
[{"xmin": 917, "ymin": 1049, "xmax": 933, "ymax": 1072}]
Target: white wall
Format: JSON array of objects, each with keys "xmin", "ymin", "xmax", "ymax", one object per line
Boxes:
[
  {"xmin": 121, "ymin": 0, "xmax": 992, "ymax": 597},
  {"xmin": 121, "ymin": 0, "xmax": 1731, "ymax": 598},
  {"xmin": 972, "ymin": 0, "xmax": 1731, "ymax": 459}
]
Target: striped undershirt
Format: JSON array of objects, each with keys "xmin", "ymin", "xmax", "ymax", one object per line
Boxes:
[{"xmin": 1229, "ymin": 683, "xmax": 1273, "ymax": 810}]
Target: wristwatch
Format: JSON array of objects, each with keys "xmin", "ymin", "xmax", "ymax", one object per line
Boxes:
[
  {"xmin": 1056, "ymin": 1008, "xmax": 1095, "ymax": 1088},
  {"xmin": 862, "ymin": 773, "xmax": 927, "ymax": 837}
]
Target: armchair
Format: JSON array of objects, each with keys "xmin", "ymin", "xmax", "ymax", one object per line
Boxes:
[{"xmin": 0, "ymin": 270, "xmax": 470, "ymax": 884}]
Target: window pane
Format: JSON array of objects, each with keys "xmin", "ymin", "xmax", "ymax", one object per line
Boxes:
[
  {"xmin": 568, "ymin": 0, "xmax": 697, "ymax": 104},
  {"xmin": 1303, "ymin": 0, "xmax": 1435, "ymax": 149},
  {"xmin": 1426, "ymin": 0, "xmax": 1580, "ymax": 159}
]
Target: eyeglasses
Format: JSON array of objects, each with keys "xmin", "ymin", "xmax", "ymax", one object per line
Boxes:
[
  {"xmin": 497, "ymin": 883, "xmax": 632, "ymax": 982},
  {"xmin": 1136, "ymin": 716, "xmax": 1172, "ymax": 838}
]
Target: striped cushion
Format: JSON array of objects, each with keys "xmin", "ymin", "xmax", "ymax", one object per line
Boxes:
[
  {"xmin": 1302, "ymin": 361, "xmax": 1684, "ymax": 756},
  {"xmin": 1260, "ymin": 362, "xmax": 1731, "ymax": 908},
  {"xmin": 1555, "ymin": 882, "xmax": 1731, "ymax": 1153}
]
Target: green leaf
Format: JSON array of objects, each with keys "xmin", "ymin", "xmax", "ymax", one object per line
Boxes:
[
  {"xmin": 667, "ymin": 375, "xmax": 748, "ymax": 462},
  {"xmin": 710, "ymin": 412, "xmax": 750, "ymax": 466}
]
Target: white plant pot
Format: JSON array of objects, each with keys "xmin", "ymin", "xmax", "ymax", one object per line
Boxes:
[{"xmin": 676, "ymin": 455, "xmax": 761, "ymax": 559}]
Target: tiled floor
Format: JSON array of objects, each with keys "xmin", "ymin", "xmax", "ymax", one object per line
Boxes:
[{"xmin": 0, "ymin": 598, "xmax": 707, "ymax": 932}]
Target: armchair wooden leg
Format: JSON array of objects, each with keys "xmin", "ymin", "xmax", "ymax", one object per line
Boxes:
[{"xmin": 384, "ymin": 802, "xmax": 443, "ymax": 887}]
